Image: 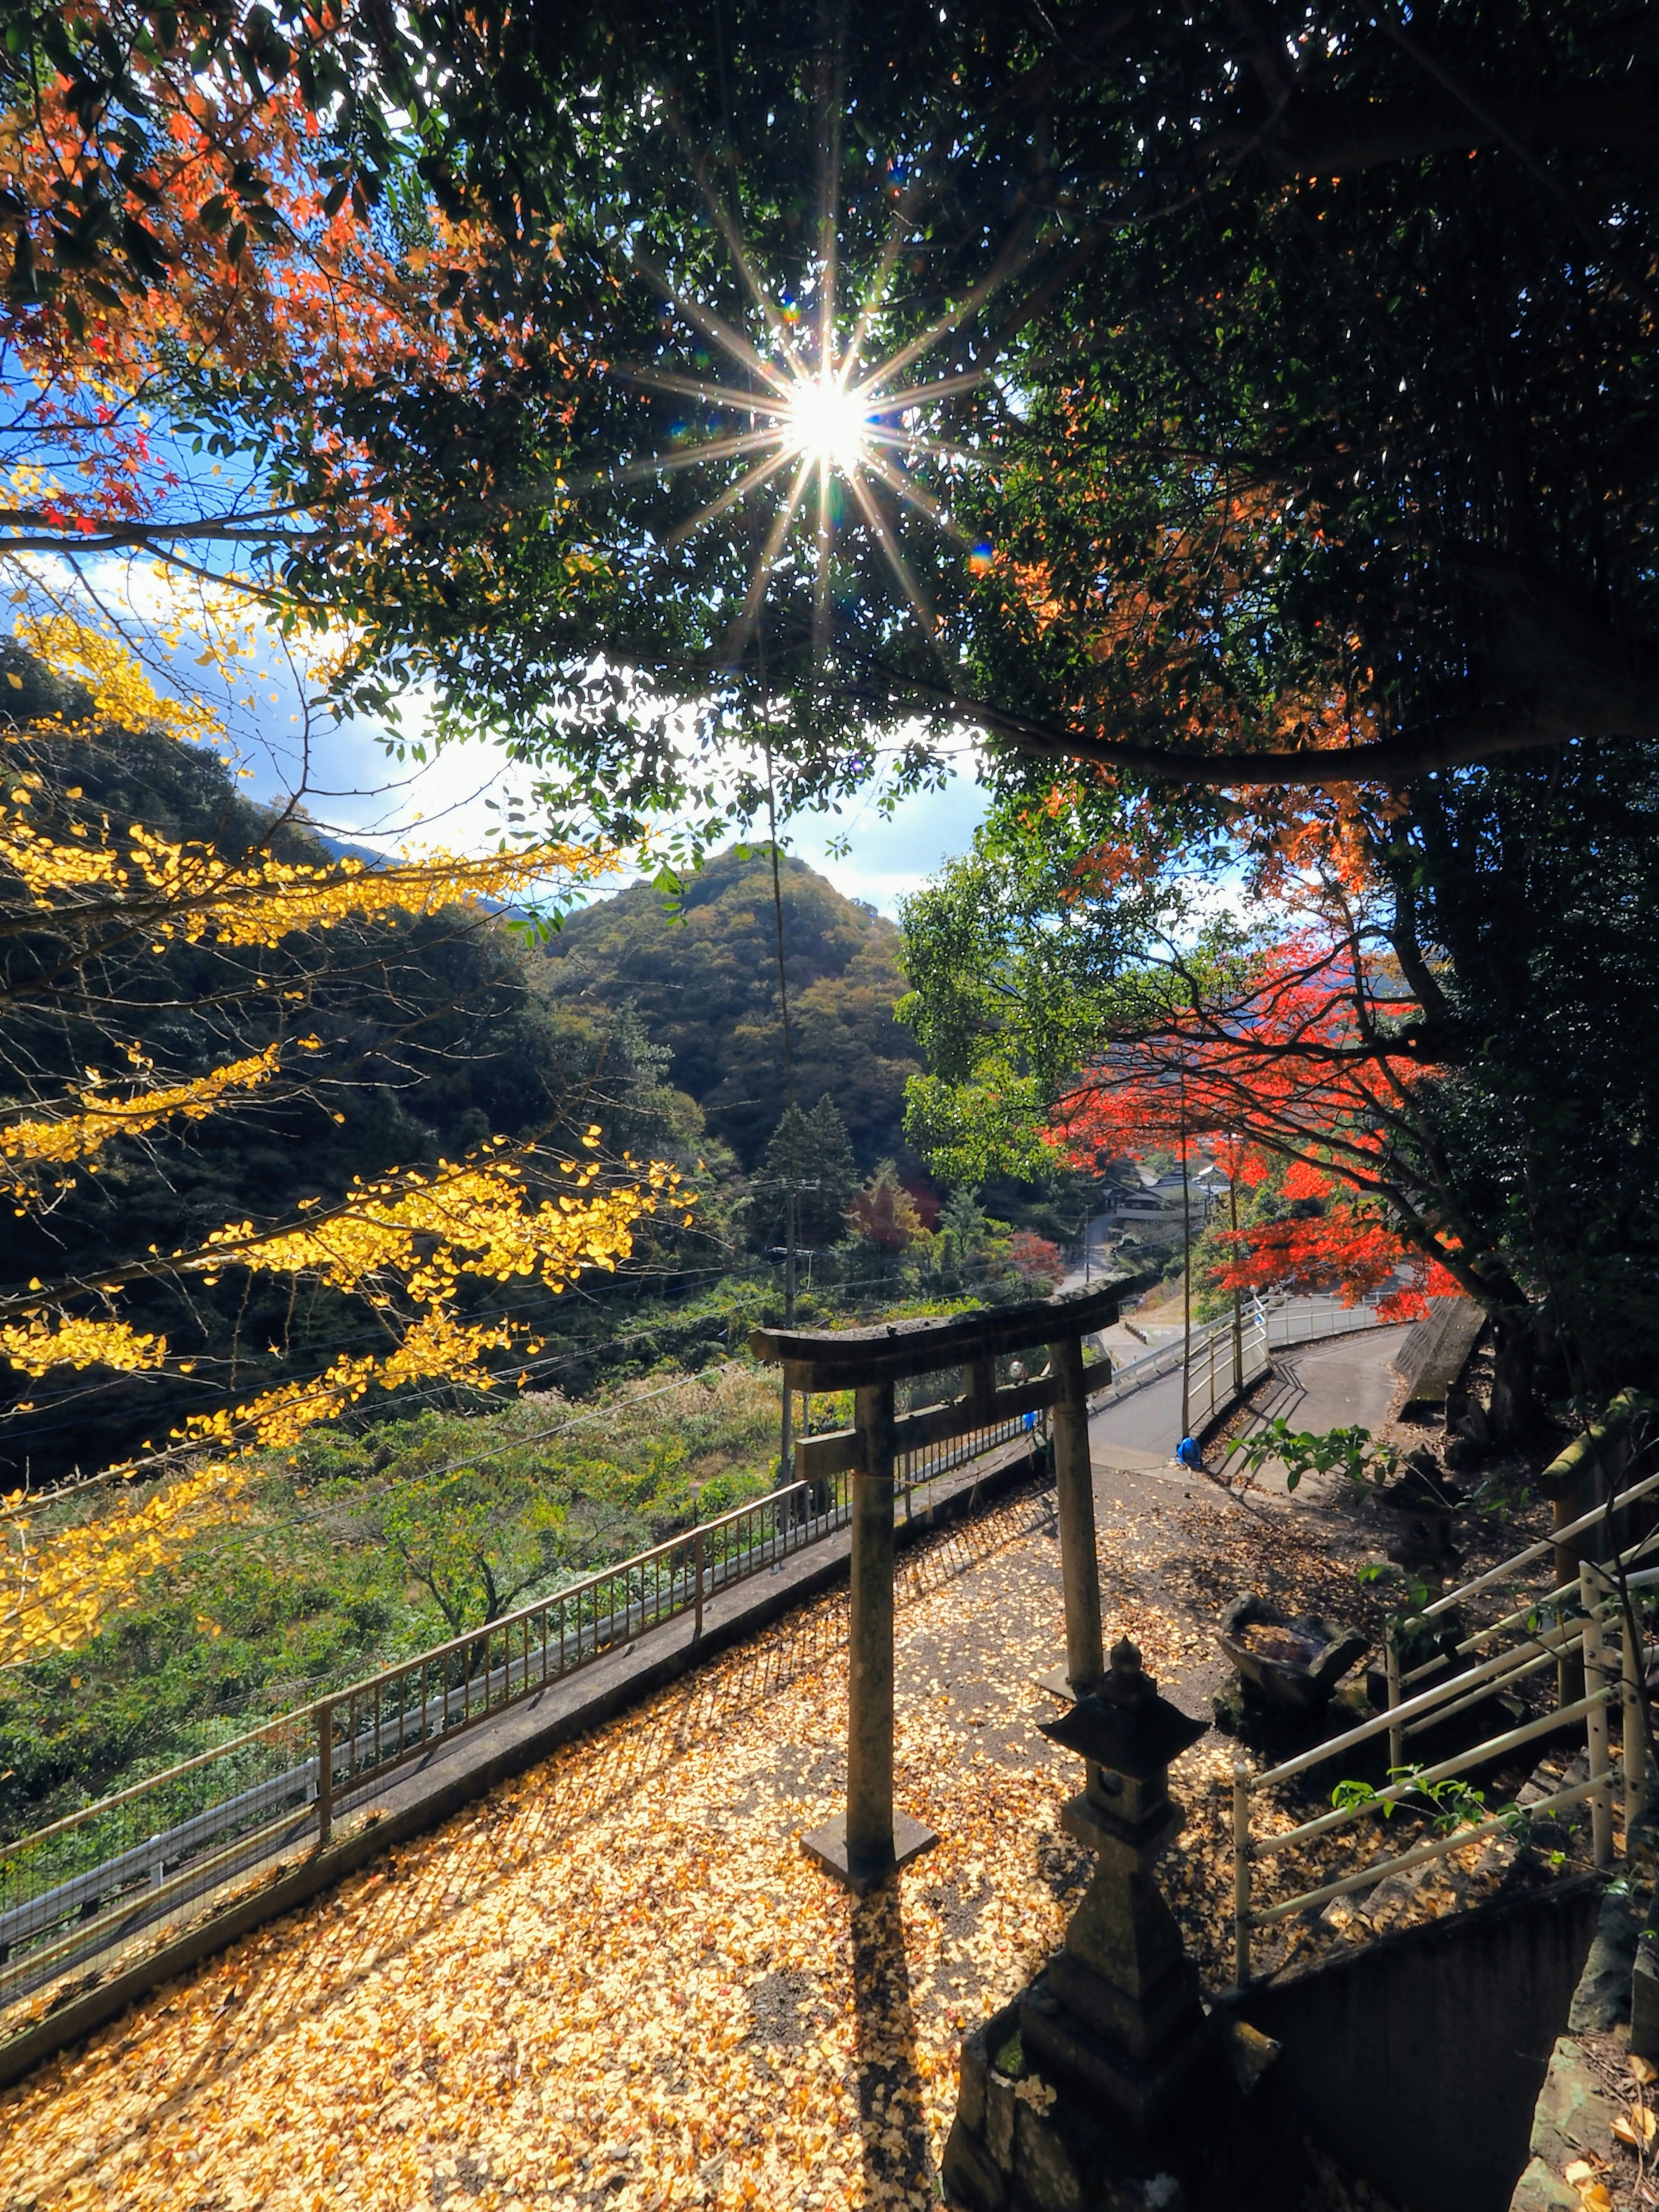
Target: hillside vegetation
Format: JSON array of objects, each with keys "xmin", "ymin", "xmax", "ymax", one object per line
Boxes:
[
  {"xmin": 0, "ymin": 1365, "xmax": 791, "ymax": 1834},
  {"xmin": 0, "ymin": 651, "xmax": 726, "ymax": 1490},
  {"xmin": 537, "ymin": 847, "xmax": 925, "ymax": 1169}
]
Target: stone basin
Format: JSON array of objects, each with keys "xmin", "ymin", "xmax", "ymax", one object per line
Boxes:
[{"xmin": 1218, "ymin": 1594, "xmax": 1369, "ymax": 1712}]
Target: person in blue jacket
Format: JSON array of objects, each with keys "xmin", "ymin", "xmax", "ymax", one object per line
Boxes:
[{"xmin": 1175, "ymin": 1434, "xmax": 1203, "ymax": 1473}]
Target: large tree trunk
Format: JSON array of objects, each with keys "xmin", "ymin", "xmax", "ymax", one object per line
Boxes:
[{"xmin": 1488, "ymin": 1305, "xmax": 1547, "ymax": 1446}]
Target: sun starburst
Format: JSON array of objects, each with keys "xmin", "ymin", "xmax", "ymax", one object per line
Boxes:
[
  {"xmin": 597, "ymin": 174, "xmax": 1015, "ymax": 673},
  {"xmin": 781, "ymin": 373, "xmax": 871, "ymax": 472}
]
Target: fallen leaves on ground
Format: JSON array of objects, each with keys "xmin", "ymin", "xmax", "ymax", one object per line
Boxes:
[
  {"xmin": 0, "ymin": 1487, "xmax": 1092, "ymax": 2212},
  {"xmin": 0, "ymin": 1444, "xmax": 1580, "ymax": 2211}
]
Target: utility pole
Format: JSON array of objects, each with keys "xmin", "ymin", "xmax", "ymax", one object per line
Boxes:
[
  {"xmin": 785, "ymin": 1181, "xmax": 798, "ymax": 1326},
  {"xmin": 756, "ymin": 1167, "xmax": 820, "ymax": 1492},
  {"xmin": 782, "ymin": 1169, "xmax": 798, "ymax": 1482},
  {"xmin": 763, "ymin": 736, "xmax": 799, "ymax": 1499},
  {"xmin": 1179, "ymin": 1077, "xmax": 1192, "ymax": 1438}
]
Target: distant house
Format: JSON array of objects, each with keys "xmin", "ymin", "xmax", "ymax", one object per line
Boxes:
[
  {"xmin": 1102, "ymin": 1181, "xmax": 1166, "ymax": 1217},
  {"xmin": 1100, "ymin": 1159, "xmax": 1230, "ymax": 1223},
  {"xmin": 1112, "ymin": 1164, "xmax": 1233, "ymax": 1222}
]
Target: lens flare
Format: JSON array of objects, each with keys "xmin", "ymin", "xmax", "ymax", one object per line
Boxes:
[
  {"xmin": 784, "ymin": 376, "xmax": 871, "ymax": 471},
  {"xmin": 603, "ymin": 139, "xmax": 1022, "ymax": 667}
]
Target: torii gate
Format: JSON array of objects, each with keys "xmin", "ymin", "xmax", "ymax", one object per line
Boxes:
[{"xmin": 750, "ymin": 1280, "xmax": 1125, "ymax": 1892}]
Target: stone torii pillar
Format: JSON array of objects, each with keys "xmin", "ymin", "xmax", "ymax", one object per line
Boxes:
[
  {"xmin": 751, "ymin": 1281, "xmax": 1128, "ymax": 1894},
  {"xmin": 1048, "ymin": 1328, "xmax": 1106, "ymax": 1699},
  {"xmin": 836, "ymin": 1375, "xmax": 933, "ymax": 1891}
]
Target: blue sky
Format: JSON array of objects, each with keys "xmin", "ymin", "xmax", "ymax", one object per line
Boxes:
[
  {"xmin": 35, "ymin": 553, "xmax": 989, "ymax": 915},
  {"xmin": 143, "ymin": 601, "xmax": 988, "ymax": 916},
  {"xmin": 770, "ymin": 771, "xmax": 988, "ymax": 914},
  {"xmin": 288, "ymin": 707, "xmax": 990, "ymax": 916}
]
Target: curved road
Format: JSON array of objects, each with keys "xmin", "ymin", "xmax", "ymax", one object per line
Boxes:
[{"xmin": 1089, "ymin": 1314, "xmax": 1414, "ymax": 1473}]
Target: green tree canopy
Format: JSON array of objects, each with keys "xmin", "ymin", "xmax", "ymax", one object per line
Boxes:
[
  {"xmin": 1408, "ymin": 745, "xmax": 1659, "ymax": 1401},
  {"xmin": 756, "ymin": 1094, "xmax": 860, "ymax": 1251},
  {"xmin": 32, "ymin": 5, "xmax": 1647, "ymax": 837},
  {"xmin": 154, "ymin": 2, "xmax": 1657, "ymax": 843},
  {"xmin": 537, "ymin": 847, "xmax": 921, "ymax": 1168}
]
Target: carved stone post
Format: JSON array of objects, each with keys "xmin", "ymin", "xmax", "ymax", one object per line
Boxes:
[
  {"xmin": 848, "ymin": 1382, "xmax": 897, "ymax": 1865},
  {"xmin": 1022, "ymin": 1641, "xmax": 1210, "ymax": 2127},
  {"xmin": 943, "ymin": 1642, "xmax": 1294, "ymax": 2211}
]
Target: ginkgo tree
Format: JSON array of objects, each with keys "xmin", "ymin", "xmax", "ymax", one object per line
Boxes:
[{"xmin": 0, "ymin": 618, "xmax": 689, "ymax": 1666}]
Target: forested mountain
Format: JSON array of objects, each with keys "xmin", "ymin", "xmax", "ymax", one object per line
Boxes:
[
  {"xmin": 1, "ymin": 695, "xmax": 934, "ymax": 1489},
  {"xmin": 536, "ymin": 847, "xmax": 923, "ymax": 1170}
]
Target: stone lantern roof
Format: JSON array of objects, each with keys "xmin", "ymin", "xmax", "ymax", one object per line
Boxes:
[{"xmin": 1041, "ymin": 1639, "xmax": 1209, "ymax": 1782}]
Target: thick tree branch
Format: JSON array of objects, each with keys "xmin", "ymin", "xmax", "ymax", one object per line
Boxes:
[{"xmin": 904, "ymin": 677, "xmax": 1651, "ymax": 789}]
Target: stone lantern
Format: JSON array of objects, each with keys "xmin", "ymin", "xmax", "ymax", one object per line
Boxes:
[
  {"xmin": 943, "ymin": 1638, "xmax": 1297, "ymax": 2212},
  {"xmin": 1022, "ymin": 1638, "xmax": 1211, "ymax": 2128}
]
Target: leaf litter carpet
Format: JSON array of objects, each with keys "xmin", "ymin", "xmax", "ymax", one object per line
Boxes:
[{"xmin": 0, "ymin": 1471, "xmax": 1556, "ymax": 2212}]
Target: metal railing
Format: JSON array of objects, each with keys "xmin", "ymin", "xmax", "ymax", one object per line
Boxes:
[
  {"xmin": 0, "ymin": 1404, "xmax": 1042, "ymax": 2016},
  {"xmin": 1230, "ymin": 1460, "xmax": 1659, "ymax": 1985},
  {"xmin": 897, "ymin": 1409, "xmax": 1029, "ymax": 1503},
  {"xmin": 1093, "ymin": 1293, "xmax": 1388, "ymax": 1435},
  {"xmin": 0, "ymin": 1293, "xmax": 1397, "ymax": 2018}
]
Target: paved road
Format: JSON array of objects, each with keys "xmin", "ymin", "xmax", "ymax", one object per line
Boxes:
[
  {"xmin": 1087, "ymin": 1313, "xmax": 1415, "ymax": 1473},
  {"xmin": 1091, "ymin": 1364, "xmax": 1187, "ymax": 1458},
  {"xmin": 1244, "ymin": 1326, "xmax": 1412, "ymax": 1438}
]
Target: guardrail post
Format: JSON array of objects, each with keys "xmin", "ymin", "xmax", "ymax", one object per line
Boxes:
[
  {"xmin": 693, "ymin": 1525, "xmax": 704, "ymax": 1641},
  {"xmin": 1623, "ymin": 1603, "xmax": 1648, "ymax": 1840},
  {"xmin": 1233, "ymin": 1761, "xmax": 1252, "ymax": 1988},
  {"xmin": 1385, "ymin": 1629, "xmax": 1404, "ymax": 1775},
  {"xmin": 316, "ymin": 1701, "xmax": 333, "ymax": 1849},
  {"xmin": 1048, "ymin": 1331, "xmax": 1105, "ymax": 1698},
  {"xmin": 1583, "ymin": 1564, "xmax": 1615, "ymax": 1868}
]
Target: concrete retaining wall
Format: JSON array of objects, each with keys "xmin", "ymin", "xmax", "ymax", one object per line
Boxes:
[{"xmin": 1234, "ymin": 1876, "xmax": 1602, "ymax": 2212}]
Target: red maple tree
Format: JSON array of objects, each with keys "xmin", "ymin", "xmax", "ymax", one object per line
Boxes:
[
  {"xmin": 0, "ymin": 16, "xmax": 496, "ymax": 574},
  {"xmin": 1048, "ymin": 908, "xmax": 1470, "ymax": 1322}
]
